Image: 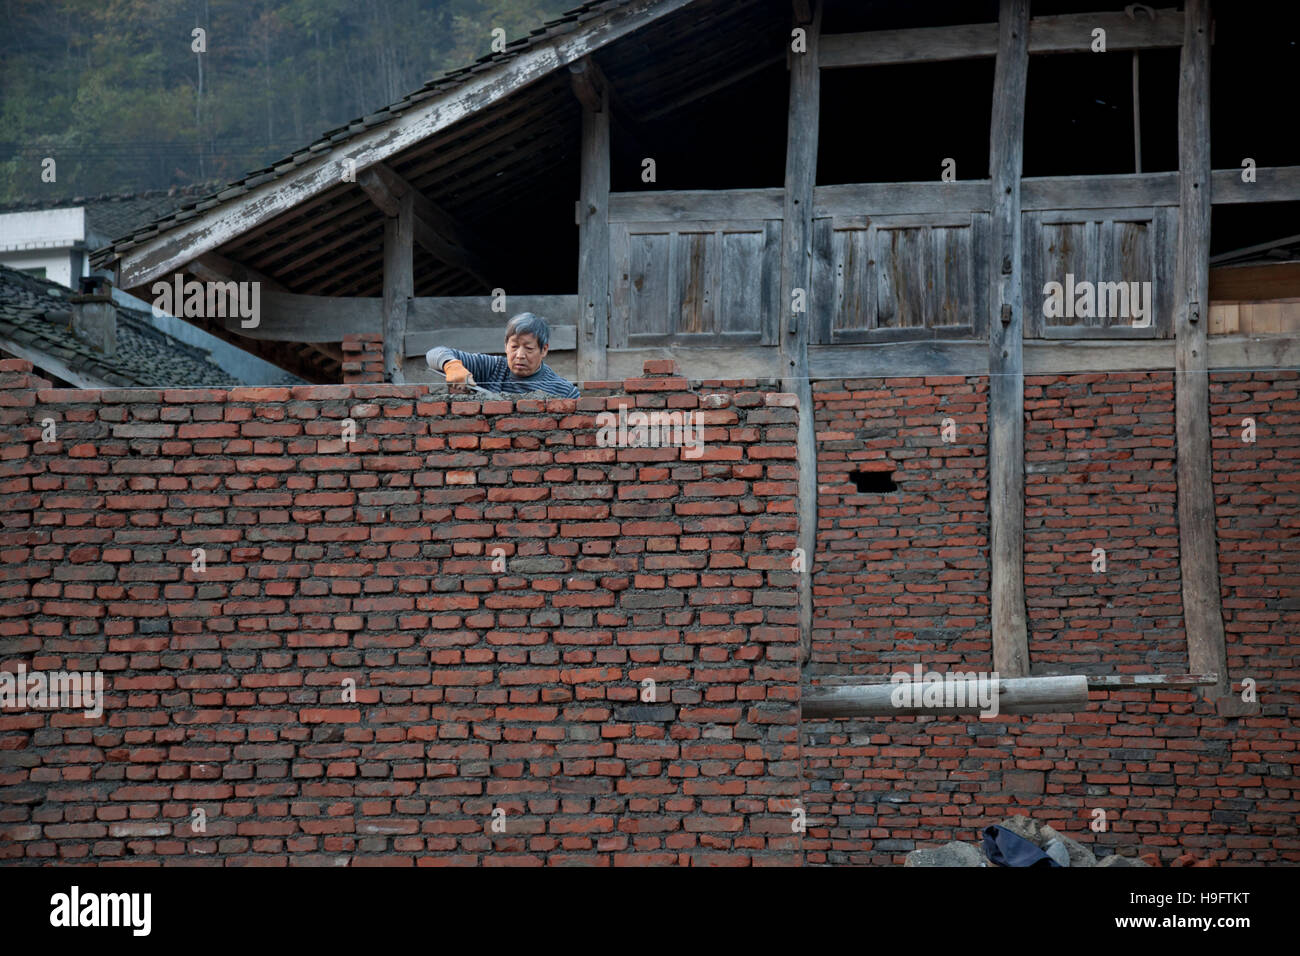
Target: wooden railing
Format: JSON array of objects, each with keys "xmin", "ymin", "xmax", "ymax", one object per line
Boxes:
[{"xmin": 606, "ymin": 172, "xmax": 1213, "ymax": 344}]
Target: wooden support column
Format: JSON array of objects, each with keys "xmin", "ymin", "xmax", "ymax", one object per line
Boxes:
[
  {"xmin": 383, "ymin": 192, "xmax": 414, "ymax": 384},
  {"xmin": 781, "ymin": 0, "xmax": 820, "ymax": 667},
  {"xmin": 572, "ymin": 58, "xmax": 610, "ymax": 384},
  {"xmin": 1174, "ymin": 0, "xmax": 1231, "ymax": 703},
  {"xmin": 988, "ymin": 0, "xmax": 1030, "ymax": 677}
]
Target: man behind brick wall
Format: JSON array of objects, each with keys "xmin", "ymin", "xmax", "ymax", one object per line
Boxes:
[{"xmin": 425, "ymin": 311, "xmax": 580, "ymax": 398}]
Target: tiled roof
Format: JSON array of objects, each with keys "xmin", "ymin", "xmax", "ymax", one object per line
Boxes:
[
  {"xmin": 0, "ymin": 264, "xmax": 303, "ymax": 388},
  {"xmin": 0, "ymin": 185, "xmax": 221, "ymax": 248},
  {"xmin": 90, "ymin": 0, "xmax": 636, "ymax": 266}
]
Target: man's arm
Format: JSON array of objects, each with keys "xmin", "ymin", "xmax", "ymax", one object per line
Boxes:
[{"xmin": 425, "ymin": 346, "xmax": 504, "ymax": 384}]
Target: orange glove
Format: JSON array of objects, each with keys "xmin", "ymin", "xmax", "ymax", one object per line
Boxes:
[{"xmin": 442, "ymin": 359, "xmax": 475, "ymax": 387}]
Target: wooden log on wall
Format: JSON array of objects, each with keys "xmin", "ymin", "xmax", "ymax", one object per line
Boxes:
[
  {"xmin": 803, "ymin": 675, "xmax": 1090, "ymax": 718},
  {"xmin": 383, "ymin": 193, "xmax": 414, "ymax": 383},
  {"xmin": 1174, "ymin": 0, "xmax": 1230, "ymax": 701},
  {"xmin": 987, "ymin": 0, "xmax": 1030, "ymax": 678},
  {"xmin": 781, "ymin": 0, "xmax": 821, "ymax": 668},
  {"xmin": 573, "ymin": 58, "xmax": 611, "ymax": 384}
]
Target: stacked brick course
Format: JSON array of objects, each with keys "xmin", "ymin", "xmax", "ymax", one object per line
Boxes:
[
  {"xmin": 803, "ymin": 371, "xmax": 1299, "ymax": 866},
  {"xmin": 2, "ymin": 356, "xmax": 1295, "ymax": 866},
  {"xmin": 0, "ymin": 358, "xmax": 801, "ymax": 865}
]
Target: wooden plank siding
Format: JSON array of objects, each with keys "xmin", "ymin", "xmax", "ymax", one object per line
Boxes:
[
  {"xmin": 610, "ymin": 220, "xmax": 779, "ymax": 343},
  {"xmin": 1022, "ymin": 206, "xmax": 1176, "ymax": 338}
]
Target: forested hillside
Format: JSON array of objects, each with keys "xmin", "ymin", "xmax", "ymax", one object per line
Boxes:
[{"xmin": 0, "ymin": 0, "xmax": 571, "ymax": 203}]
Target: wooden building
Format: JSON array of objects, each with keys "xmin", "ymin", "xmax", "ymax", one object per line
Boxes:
[{"xmin": 91, "ymin": 0, "xmax": 1299, "ymax": 700}]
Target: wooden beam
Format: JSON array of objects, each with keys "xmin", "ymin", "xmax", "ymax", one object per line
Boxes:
[
  {"xmin": 606, "ymin": 167, "xmax": 1300, "ymax": 226},
  {"xmin": 358, "ymin": 162, "xmax": 491, "ymax": 289},
  {"xmin": 610, "ymin": 188, "xmax": 785, "ymax": 222},
  {"xmin": 1211, "ymin": 165, "xmax": 1300, "ymax": 204},
  {"xmin": 781, "ymin": 0, "xmax": 821, "ymax": 669},
  {"xmin": 574, "ymin": 60, "xmax": 611, "ymax": 384},
  {"xmin": 383, "ymin": 193, "xmax": 414, "ymax": 384},
  {"xmin": 1085, "ymin": 673, "xmax": 1218, "ymax": 689},
  {"xmin": 184, "ymin": 252, "xmax": 287, "ymax": 293},
  {"xmin": 1210, "ymin": 261, "xmax": 1300, "ymax": 300},
  {"xmin": 802, "ymin": 675, "xmax": 1090, "ymax": 718},
  {"xmin": 407, "ymin": 325, "xmax": 576, "ymax": 358},
  {"xmin": 819, "ymin": 8, "xmax": 1182, "ymax": 69},
  {"xmin": 224, "ymin": 290, "xmax": 381, "ymax": 340},
  {"xmin": 988, "ymin": 0, "xmax": 1030, "ymax": 678},
  {"xmin": 1174, "ymin": 0, "xmax": 1229, "ymax": 699},
  {"xmin": 808, "ymin": 334, "xmax": 1299, "ymax": 378},
  {"xmin": 568, "ymin": 58, "xmax": 604, "ymax": 113},
  {"xmin": 111, "ymin": 0, "xmax": 696, "ymax": 290},
  {"xmin": 408, "ymin": 294, "xmax": 580, "ymax": 331},
  {"xmin": 605, "ymin": 347, "xmax": 781, "ymax": 382}
]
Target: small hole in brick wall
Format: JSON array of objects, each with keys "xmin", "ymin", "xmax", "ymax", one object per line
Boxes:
[{"xmin": 849, "ymin": 469, "xmax": 897, "ymax": 493}]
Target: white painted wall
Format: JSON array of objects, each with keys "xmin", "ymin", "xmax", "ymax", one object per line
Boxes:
[{"xmin": 0, "ymin": 207, "xmax": 89, "ymax": 288}]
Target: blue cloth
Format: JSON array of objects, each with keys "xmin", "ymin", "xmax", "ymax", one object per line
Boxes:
[
  {"xmin": 982, "ymin": 825, "xmax": 1061, "ymax": 867},
  {"xmin": 426, "ymin": 346, "xmax": 580, "ymax": 398}
]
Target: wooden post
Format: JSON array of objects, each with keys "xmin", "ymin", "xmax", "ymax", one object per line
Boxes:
[
  {"xmin": 988, "ymin": 0, "xmax": 1030, "ymax": 677},
  {"xmin": 1175, "ymin": 0, "xmax": 1230, "ymax": 700},
  {"xmin": 803, "ymin": 675, "xmax": 1090, "ymax": 719},
  {"xmin": 383, "ymin": 192, "xmax": 413, "ymax": 383},
  {"xmin": 781, "ymin": 0, "xmax": 821, "ymax": 667},
  {"xmin": 574, "ymin": 59, "xmax": 610, "ymax": 384}
]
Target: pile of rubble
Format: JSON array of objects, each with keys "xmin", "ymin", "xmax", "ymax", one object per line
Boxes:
[{"xmin": 902, "ymin": 815, "xmax": 1203, "ymax": 867}]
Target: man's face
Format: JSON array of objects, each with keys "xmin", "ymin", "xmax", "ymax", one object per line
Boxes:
[{"xmin": 506, "ymin": 332, "xmax": 547, "ymax": 377}]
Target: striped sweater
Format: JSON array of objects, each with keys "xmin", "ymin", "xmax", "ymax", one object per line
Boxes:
[{"xmin": 425, "ymin": 346, "xmax": 580, "ymax": 398}]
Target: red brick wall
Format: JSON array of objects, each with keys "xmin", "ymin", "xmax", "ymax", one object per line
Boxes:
[
  {"xmin": 1025, "ymin": 372, "xmax": 1185, "ymax": 672},
  {"xmin": 803, "ymin": 371, "xmax": 1300, "ymax": 866},
  {"xmin": 342, "ymin": 333, "xmax": 384, "ymax": 385},
  {"xmin": 810, "ymin": 376, "xmax": 990, "ymax": 676},
  {"xmin": 0, "ymin": 358, "xmax": 801, "ymax": 865}
]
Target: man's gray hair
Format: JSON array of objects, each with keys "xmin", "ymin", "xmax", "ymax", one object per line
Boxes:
[{"xmin": 505, "ymin": 312, "xmax": 550, "ymax": 349}]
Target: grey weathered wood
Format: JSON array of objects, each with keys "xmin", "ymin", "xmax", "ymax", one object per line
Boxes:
[
  {"xmin": 760, "ymin": 220, "xmax": 783, "ymax": 345},
  {"xmin": 226, "ymin": 290, "xmax": 381, "ymax": 339},
  {"xmin": 818, "ymin": 8, "xmax": 1181, "ymax": 69},
  {"xmin": 627, "ymin": 330, "xmax": 761, "ymax": 348},
  {"xmin": 1028, "ymin": 7, "xmax": 1183, "ymax": 53},
  {"xmin": 113, "ymin": 0, "xmax": 697, "ymax": 289},
  {"xmin": 807, "ymin": 333, "xmax": 1299, "ymax": 378},
  {"xmin": 1085, "ymin": 673, "xmax": 1218, "ymax": 689},
  {"xmin": 407, "ymin": 294, "xmax": 579, "ymax": 330},
  {"xmin": 1026, "ymin": 205, "xmax": 1168, "ymax": 338},
  {"xmin": 988, "ymin": 0, "xmax": 1030, "ymax": 678},
  {"xmin": 1022, "ymin": 172, "xmax": 1179, "ymax": 209},
  {"xmin": 810, "ymin": 340, "xmax": 988, "ymax": 377},
  {"xmin": 406, "ymin": 324, "xmax": 576, "ymax": 357},
  {"xmin": 811, "ymin": 217, "xmax": 834, "ymax": 344},
  {"xmin": 605, "ymin": 346, "xmax": 780, "ymax": 381},
  {"xmin": 1174, "ymin": 0, "xmax": 1229, "ymax": 699},
  {"xmin": 568, "ymin": 57, "xmax": 604, "ymax": 113},
  {"xmin": 802, "ymin": 675, "xmax": 1090, "ymax": 718},
  {"xmin": 383, "ymin": 192, "xmax": 414, "ymax": 383},
  {"xmin": 575, "ymin": 62, "xmax": 611, "ymax": 384},
  {"xmin": 971, "ymin": 211, "xmax": 992, "ymax": 335},
  {"xmin": 781, "ymin": 0, "xmax": 821, "ymax": 668},
  {"xmin": 609, "ymin": 188, "xmax": 785, "ymax": 223},
  {"xmin": 634, "ymin": 231, "xmax": 672, "ymax": 335},
  {"xmin": 1211, "ymin": 165, "xmax": 1300, "ymax": 204},
  {"xmin": 719, "ymin": 230, "xmax": 765, "ymax": 333},
  {"xmin": 602, "ymin": 167, "xmax": 1290, "ymax": 230},
  {"xmin": 186, "ymin": 251, "xmax": 288, "ymax": 293},
  {"xmin": 359, "ymin": 162, "xmax": 491, "ymax": 289},
  {"xmin": 816, "ymin": 182, "xmax": 990, "ymax": 217},
  {"xmin": 609, "ymin": 224, "xmax": 631, "ymax": 349},
  {"xmin": 820, "ymin": 21, "xmax": 998, "ymax": 69}
]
